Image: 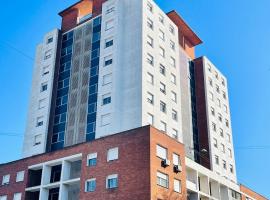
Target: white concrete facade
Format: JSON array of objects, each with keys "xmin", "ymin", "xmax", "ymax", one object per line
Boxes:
[
  {"xmin": 200, "ymin": 56, "xmax": 237, "ymax": 182},
  {"xmin": 23, "ymin": 30, "xmax": 60, "ymax": 158}
]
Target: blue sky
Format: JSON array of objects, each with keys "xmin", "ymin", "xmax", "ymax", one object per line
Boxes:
[{"xmin": 0, "ymin": 0, "xmax": 269, "ymax": 198}]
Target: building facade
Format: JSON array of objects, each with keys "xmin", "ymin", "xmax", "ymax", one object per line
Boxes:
[{"xmin": 1, "ymin": 0, "xmax": 266, "ymax": 199}]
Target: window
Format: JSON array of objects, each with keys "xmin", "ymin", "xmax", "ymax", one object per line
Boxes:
[
  {"xmin": 159, "ymin": 14, "xmax": 164, "ymax": 24},
  {"xmin": 102, "ymin": 93, "xmax": 111, "ymax": 105},
  {"xmin": 171, "ymin": 91, "xmax": 177, "ymax": 102},
  {"xmin": 147, "ymin": 35, "xmax": 153, "ymax": 47},
  {"xmin": 104, "ymin": 55, "xmax": 113, "ymax": 66},
  {"xmin": 2, "ymin": 175, "xmax": 10, "ymax": 185},
  {"xmin": 225, "ymin": 119, "xmax": 229, "ymax": 128},
  {"xmin": 172, "ymin": 109, "xmax": 178, "ymax": 121},
  {"xmin": 147, "ymin": 1, "xmax": 153, "ymax": 12},
  {"xmin": 146, "ymin": 53, "xmax": 154, "ymax": 66},
  {"xmin": 159, "ymin": 29, "xmax": 165, "ymax": 41},
  {"xmin": 221, "ymin": 144, "xmax": 225, "ymax": 153},
  {"xmin": 170, "ymin": 40, "xmax": 175, "ymax": 50},
  {"xmin": 38, "ymin": 98, "xmax": 46, "ymax": 109},
  {"xmin": 147, "ymin": 92, "xmax": 154, "ymax": 104},
  {"xmin": 101, "ymin": 114, "xmax": 111, "ymax": 126},
  {"xmin": 159, "ymin": 46, "xmax": 165, "ymax": 57},
  {"xmin": 218, "ymin": 113, "xmax": 222, "ymax": 122},
  {"xmin": 47, "ymin": 37, "xmax": 53, "ymax": 44},
  {"xmin": 105, "ymin": 19, "xmax": 114, "ymax": 30},
  {"xmin": 171, "ymin": 73, "xmax": 176, "ymax": 84},
  {"xmin": 160, "ymin": 82, "xmax": 166, "ymax": 94},
  {"xmin": 85, "ymin": 179, "xmax": 96, "ymax": 192},
  {"xmin": 228, "ymin": 148, "xmax": 232, "ymax": 158},
  {"xmin": 103, "ymin": 73, "xmax": 112, "ymax": 85},
  {"xmin": 147, "ymin": 18, "xmax": 154, "ymax": 30},
  {"xmin": 209, "ymin": 78, "xmax": 213, "ymax": 86},
  {"xmin": 160, "ymin": 101, "xmax": 166, "ymax": 113},
  {"xmin": 107, "ymin": 174, "xmax": 118, "ymax": 189},
  {"xmin": 0, "ymin": 196, "xmax": 7, "ymax": 200},
  {"xmin": 172, "ymin": 129, "xmax": 178, "ymax": 139},
  {"xmin": 87, "ymin": 153, "xmax": 97, "ymax": 167},
  {"xmin": 216, "ymin": 85, "xmax": 220, "ymax": 93},
  {"xmin": 41, "ymin": 82, "xmax": 48, "ymax": 92},
  {"xmin": 223, "ymin": 160, "xmax": 227, "ymax": 169},
  {"xmin": 44, "ymin": 49, "xmax": 52, "ymax": 60},
  {"xmin": 147, "ymin": 113, "xmax": 154, "ymax": 125},
  {"xmin": 229, "ymin": 165, "xmax": 234, "ymax": 173},
  {"xmin": 107, "ymin": 147, "xmax": 119, "ymax": 162},
  {"xmin": 106, "ymin": 4, "xmax": 115, "ymax": 14},
  {"xmin": 224, "ymin": 105, "xmax": 228, "ymax": 113},
  {"xmin": 220, "ymin": 128, "xmax": 224, "ymax": 137},
  {"xmin": 170, "ymin": 57, "xmax": 176, "ymax": 67},
  {"xmin": 147, "ymin": 72, "xmax": 154, "ymax": 84},
  {"xmin": 156, "ymin": 145, "xmax": 167, "ymax": 159},
  {"xmin": 221, "ymin": 78, "xmax": 225, "ymax": 86},
  {"xmin": 227, "ymin": 133, "xmax": 231, "ymax": 143},
  {"xmin": 160, "ymin": 121, "xmax": 167, "ymax": 132},
  {"xmin": 213, "ymin": 138, "xmax": 218, "ymax": 148},
  {"xmin": 215, "ymin": 155, "xmax": 219, "ymax": 165},
  {"xmin": 212, "ymin": 122, "xmax": 216, "ymax": 132},
  {"xmin": 223, "ymin": 91, "xmax": 227, "ymax": 99},
  {"xmin": 16, "ymin": 171, "xmax": 25, "ymax": 182},
  {"xmin": 157, "ymin": 172, "xmax": 168, "ymax": 188},
  {"xmin": 215, "ymin": 71, "xmax": 219, "ymax": 79},
  {"xmin": 34, "ymin": 134, "xmax": 42, "ymax": 146},
  {"xmin": 42, "ymin": 65, "xmax": 50, "ymax": 76},
  {"xmin": 211, "ymin": 107, "xmax": 215, "ymax": 116},
  {"xmin": 105, "ymin": 37, "xmax": 113, "ymax": 48},
  {"xmin": 36, "ymin": 116, "xmax": 44, "ymax": 127},
  {"xmin": 159, "ymin": 64, "xmax": 166, "ymax": 75},
  {"xmin": 169, "ymin": 25, "xmax": 175, "ymax": 34},
  {"xmin": 13, "ymin": 193, "xmax": 22, "ymax": 200},
  {"xmin": 173, "ymin": 153, "xmax": 180, "ymax": 166},
  {"xmin": 174, "ymin": 179, "xmax": 181, "ymax": 193},
  {"xmin": 209, "ymin": 92, "xmax": 214, "ymax": 101}
]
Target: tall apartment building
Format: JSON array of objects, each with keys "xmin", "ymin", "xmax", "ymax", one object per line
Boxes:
[{"xmin": 0, "ymin": 0, "xmax": 266, "ymax": 200}]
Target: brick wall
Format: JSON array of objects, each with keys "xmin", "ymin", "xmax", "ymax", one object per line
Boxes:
[{"xmin": 240, "ymin": 185, "xmax": 268, "ymax": 200}]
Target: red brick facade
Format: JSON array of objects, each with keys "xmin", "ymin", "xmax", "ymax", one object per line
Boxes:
[
  {"xmin": 0, "ymin": 126, "xmax": 186, "ymax": 200},
  {"xmin": 240, "ymin": 185, "xmax": 268, "ymax": 200}
]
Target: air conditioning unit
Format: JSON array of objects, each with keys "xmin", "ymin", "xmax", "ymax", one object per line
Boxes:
[
  {"xmin": 173, "ymin": 165, "xmax": 182, "ymax": 173},
  {"xmin": 161, "ymin": 159, "xmax": 170, "ymax": 168}
]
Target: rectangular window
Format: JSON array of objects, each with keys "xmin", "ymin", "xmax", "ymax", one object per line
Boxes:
[
  {"xmin": 105, "ymin": 19, "xmax": 114, "ymax": 31},
  {"xmin": 47, "ymin": 37, "xmax": 53, "ymax": 44},
  {"xmin": 36, "ymin": 116, "xmax": 44, "ymax": 127},
  {"xmin": 147, "ymin": 18, "xmax": 154, "ymax": 30},
  {"xmin": 87, "ymin": 153, "xmax": 97, "ymax": 167},
  {"xmin": 221, "ymin": 144, "xmax": 225, "ymax": 153},
  {"xmin": 230, "ymin": 165, "xmax": 234, "ymax": 173},
  {"xmin": 102, "ymin": 93, "xmax": 111, "ymax": 105},
  {"xmin": 147, "ymin": 113, "xmax": 154, "ymax": 125},
  {"xmin": 13, "ymin": 193, "xmax": 22, "ymax": 200},
  {"xmin": 209, "ymin": 78, "xmax": 213, "ymax": 86},
  {"xmin": 103, "ymin": 73, "xmax": 112, "ymax": 85},
  {"xmin": 172, "ymin": 109, "xmax": 178, "ymax": 121},
  {"xmin": 159, "ymin": 64, "xmax": 166, "ymax": 75},
  {"xmin": 0, "ymin": 196, "xmax": 7, "ymax": 200},
  {"xmin": 105, "ymin": 37, "xmax": 113, "ymax": 48},
  {"xmin": 171, "ymin": 91, "xmax": 177, "ymax": 102},
  {"xmin": 42, "ymin": 65, "xmax": 50, "ymax": 76},
  {"xmin": 223, "ymin": 160, "xmax": 227, "ymax": 169},
  {"xmin": 44, "ymin": 49, "xmax": 52, "ymax": 60},
  {"xmin": 218, "ymin": 113, "xmax": 222, "ymax": 122},
  {"xmin": 146, "ymin": 53, "xmax": 154, "ymax": 66},
  {"xmin": 228, "ymin": 148, "xmax": 232, "ymax": 158},
  {"xmin": 159, "ymin": 29, "xmax": 165, "ymax": 41},
  {"xmin": 41, "ymin": 82, "xmax": 48, "ymax": 92},
  {"xmin": 157, "ymin": 172, "xmax": 168, "ymax": 188},
  {"xmin": 170, "ymin": 57, "xmax": 176, "ymax": 67},
  {"xmin": 217, "ymin": 98, "xmax": 221, "ymax": 107},
  {"xmin": 101, "ymin": 114, "xmax": 111, "ymax": 126},
  {"xmin": 38, "ymin": 98, "xmax": 46, "ymax": 109},
  {"xmin": 172, "ymin": 129, "xmax": 178, "ymax": 139},
  {"xmin": 147, "ymin": 92, "xmax": 154, "ymax": 104},
  {"xmin": 211, "ymin": 107, "xmax": 215, "ymax": 116},
  {"xmin": 160, "ymin": 82, "xmax": 166, "ymax": 94},
  {"xmin": 213, "ymin": 138, "xmax": 218, "ymax": 148},
  {"xmin": 224, "ymin": 105, "xmax": 228, "ymax": 113},
  {"xmin": 147, "ymin": 72, "xmax": 154, "ymax": 84},
  {"xmin": 107, "ymin": 147, "xmax": 119, "ymax": 162},
  {"xmin": 156, "ymin": 145, "xmax": 167, "ymax": 159},
  {"xmin": 159, "ymin": 46, "xmax": 165, "ymax": 58},
  {"xmin": 170, "ymin": 40, "xmax": 175, "ymax": 50},
  {"xmin": 147, "ymin": 1, "xmax": 153, "ymax": 12},
  {"xmin": 212, "ymin": 122, "xmax": 216, "ymax": 132},
  {"xmin": 215, "ymin": 155, "xmax": 219, "ymax": 165},
  {"xmin": 85, "ymin": 179, "xmax": 96, "ymax": 192},
  {"xmin": 173, "ymin": 153, "xmax": 180, "ymax": 166},
  {"xmin": 2, "ymin": 175, "xmax": 10, "ymax": 185},
  {"xmin": 160, "ymin": 101, "xmax": 166, "ymax": 113},
  {"xmin": 159, "ymin": 14, "xmax": 164, "ymax": 24},
  {"xmin": 171, "ymin": 73, "xmax": 176, "ymax": 84},
  {"xmin": 107, "ymin": 174, "xmax": 118, "ymax": 189},
  {"xmin": 209, "ymin": 92, "xmax": 214, "ymax": 101},
  {"xmin": 160, "ymin": 121, "xmax": 167, "ymax": 132},
  {"xmin": 34, "ymin": 134, "xmax": 42, "ymax": 146},
  {"xmin": 174, "ymin": 179, "xmax": 181, "ymax": 193},
  {"xmin": 147, "ymin": 35, "xmax": 153, "ymax": 47},
  {"xmin": 106, "ymin": 4, "xmax": 115, "ymax": 14},
  {"xmin": 225, "ymin": 119, "xmax": 230, "ymax": 128},
  {"xmin": 169, "ymin": 25, "xmax": 175, "ymax": 34},
  {"xmin": 16, "ymin": 171, "xmax": 25, "ymax": 182},
  {"xmin": 216, "ymin": 85, "xmax": 220, "ymax": 93},
  {"xmin": 104, "ymin": 55, "xmax": 113, "ymax": 66}
]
